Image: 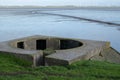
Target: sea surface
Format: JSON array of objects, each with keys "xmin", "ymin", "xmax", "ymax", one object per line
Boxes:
[{"xmin": 0, "ymin": 8, "xmax": 120, "ymax": 52}]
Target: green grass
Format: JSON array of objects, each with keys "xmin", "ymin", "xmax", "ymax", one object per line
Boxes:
[{"xmin": 0, "ymin": 52, "xmax": 120, "ymax": 80}]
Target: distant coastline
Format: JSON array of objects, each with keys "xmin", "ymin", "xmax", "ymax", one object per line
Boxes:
[{"xmin": 0, "ymin": 6, "xmax": 120, "ymax": 10}]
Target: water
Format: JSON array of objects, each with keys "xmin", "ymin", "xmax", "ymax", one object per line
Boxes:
[
  {"xmin": 0, "ymin": 8, "xmax": 120, "ymax": 52},
  {"xmin": 45, "ymin": 9, "xmax": 120, "ymax": 24}
]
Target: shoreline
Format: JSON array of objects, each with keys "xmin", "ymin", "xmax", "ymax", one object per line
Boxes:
[{"xmin": 0, "ymin": 6, "xmax": 120, "ymax": 10}]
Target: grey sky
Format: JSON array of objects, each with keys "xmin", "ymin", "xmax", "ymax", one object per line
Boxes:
[{"xmin": 0, "ymin": 0, "xmax": 120, "ymax": 6}]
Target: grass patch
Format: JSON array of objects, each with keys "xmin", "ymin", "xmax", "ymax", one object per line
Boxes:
[
  {"xmin": 0, "ymin": 52, "xmax": 120, "ymax": 80},
  {"xmin": 0, "ymin": 52, "xmax": 32, "ymax": 72}
]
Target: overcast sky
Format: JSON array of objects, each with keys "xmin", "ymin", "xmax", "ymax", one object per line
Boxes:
[{"xmin": 0, "ymin": 0, "xmax": 120, "ymax": 6}]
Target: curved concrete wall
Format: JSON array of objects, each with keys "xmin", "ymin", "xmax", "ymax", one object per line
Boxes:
[{"xmin": 10, "ymin": 38, "xmax": 83, "ymax": 50}]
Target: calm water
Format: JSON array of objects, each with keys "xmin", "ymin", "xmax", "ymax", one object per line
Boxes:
[{"xmin": 0, "ymin": 8, "xmax": 120, "ymax": 52}]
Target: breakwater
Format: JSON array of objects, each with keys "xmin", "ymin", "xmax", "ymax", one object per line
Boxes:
[{"xmin": 40, "ymin": 12, "xmax": 120, "ymax": 26}]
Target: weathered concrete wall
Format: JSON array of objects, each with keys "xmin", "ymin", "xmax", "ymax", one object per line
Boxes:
[
  {"xmin": 32, "ymin": 52, "xmax": 44, "ymax": 66},
  {"xmin": 0, "ymin": 51, "xmax": 33, "ymax": 64},
  {"xmin": 46, "ymin": 38, "xmax": 60, "ymax": 50},
  {"xmin": 90, "ymin": 47, "xmax": 120, "ymax": 64},
  {"xmin": 45, "ymin": 57, "xmax": 69, "ymax": 66},
  {"xmin": 0, "ymin": 51, "xmax": 44, "ymax": 67},
  {"xmin": 25, "ymin": 39, "xmax": 36, "ymax": 50}
]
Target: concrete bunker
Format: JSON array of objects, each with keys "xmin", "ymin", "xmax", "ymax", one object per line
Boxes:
[
  {"xmin": 0, "ymin": 35, "xmax": 119, "ymax": 67},
  {"xmin": 12, "ymin": 38, "xmax": 83, "ymax": 66},
  {"xmin": 15, "ymin": 39, "xmax": 83, "ymax": 50}
]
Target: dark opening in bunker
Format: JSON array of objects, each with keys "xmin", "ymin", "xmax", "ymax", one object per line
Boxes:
[
  {"xmin": 17, "ymin": 42, "xmax": 24, "ymax": 49},
  {"xmin": 60, "ymin": 40, "xmax": 83, "ymax": 49},
  {"xmin": 36, "ymin": 40, "xmax": 46, "ymax": 50}
]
